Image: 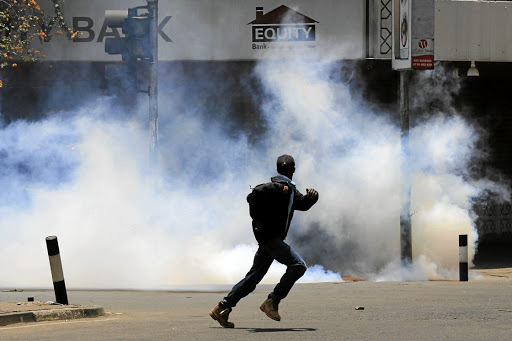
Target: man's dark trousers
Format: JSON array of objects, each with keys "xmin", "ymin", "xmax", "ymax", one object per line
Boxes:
[{"xmin": 221, "ymin": 238, "xmax": 307, "ymax": 308}]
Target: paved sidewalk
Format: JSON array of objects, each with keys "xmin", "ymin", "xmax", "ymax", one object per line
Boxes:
[
  {"xmin": 471, "ymin": 267, "xmax": 512, "ymax": 280},
  {"xmin": 0, "ymin": 298, "xmax": 104, "ymax": 326}
]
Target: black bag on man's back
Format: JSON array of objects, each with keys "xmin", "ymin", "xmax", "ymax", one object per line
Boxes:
[
  {"xmin": 246, "ymin": 182, "xmax": 290, "ymax": 220},
  {"xmin": 247, "ymin": 180, "xmax": 294, "ymax": 242}
]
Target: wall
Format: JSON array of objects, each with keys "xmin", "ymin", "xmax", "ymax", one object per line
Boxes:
[{"xmin": 37, "ymin": 0, "xmax": 366, "ymax": 61}]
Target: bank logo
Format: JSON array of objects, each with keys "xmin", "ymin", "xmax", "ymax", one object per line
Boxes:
[{"xmin": 248, "ymin": 5, "xmax": 318, "ymax": 43}]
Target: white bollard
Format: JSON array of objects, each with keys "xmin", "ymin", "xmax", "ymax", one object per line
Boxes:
[
  {"xmin": 46, "ymin": 236, "xmax": 69, "ymax": 305},
  {"xmin": 459, "ymin": 235, "xmax": 468, "ymax": 282}
]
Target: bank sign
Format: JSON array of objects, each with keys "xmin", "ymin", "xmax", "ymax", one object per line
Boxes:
[
  {"xmin": 249, "ymin": 5, "xmax": 318, "ymax": 49},
  {"xmin": 35, "ymin": 0, "xmax": 365, "ymax": 61}
]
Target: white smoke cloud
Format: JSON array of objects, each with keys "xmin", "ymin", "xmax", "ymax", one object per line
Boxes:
[
  {"xmin": 0, "ymin": 96, "xmax": 342, "ymax": 289},
  {"xmin": 253, "ymin": 58, "xmax": 509, "ymax": 280},
  {"xmin": 0, "ymin": 56, "xmax": 508, "ymax": 289}
]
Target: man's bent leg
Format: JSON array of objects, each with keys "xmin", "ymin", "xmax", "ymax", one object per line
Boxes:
[
  {"xmin": 220, "ymin": 246, "xmax": 273, "ymax": 308},
  {"xmin": 262, "ymin": 239, "xmax": 307, "ymax": 304}
]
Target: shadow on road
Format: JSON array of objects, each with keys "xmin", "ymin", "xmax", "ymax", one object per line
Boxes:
[{"xmin": 240, "ymin": 327, "xmax": 317, "ymax": 333}]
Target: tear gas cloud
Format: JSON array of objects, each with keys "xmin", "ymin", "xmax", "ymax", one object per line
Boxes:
[{"xmin": 0, "ymin": 58, "xmax": 508, "ymax": 289}]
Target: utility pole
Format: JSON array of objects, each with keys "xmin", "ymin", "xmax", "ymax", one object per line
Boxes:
[
  {"xmin": 392, "ymin": 0, "xmax": 414, "ymax": 266},
  {"xmin": 392, "ymin": 0, "xmax": 434, "ymax": 265},
  {"xmin": 147, "ymin": 0, "xmax": 159, "ymax": 165},
  {"xmin": 399, "ymin": 70, "xmax": 412, "ymax": 265}
]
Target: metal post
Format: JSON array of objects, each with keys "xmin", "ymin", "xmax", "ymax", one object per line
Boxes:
[
  {"xmin": 399, "ymin": 70, "xmax": 412, "ymax": 265},
  {"xmin": 147, "ymin": 0, "xmax": 159, "ymax": 165},
  {"xmin": 45, "ymin": 236, "xmax": 69, "ymax": 305},
  {"xmin": 459, "ymin": 235, "xmax": 469, "ymax": 281},
  {"xmin": 0, "ymin": 73, "xmax": 4, "ymax": 119}
]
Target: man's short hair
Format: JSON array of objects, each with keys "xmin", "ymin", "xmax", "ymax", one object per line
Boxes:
[{"xmin": 276, "ymin": 154, "xmax": 295, "ymax": 175}]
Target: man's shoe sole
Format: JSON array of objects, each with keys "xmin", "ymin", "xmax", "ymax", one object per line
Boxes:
[
  {"xmin": 209, "ymin": 310, "xmax": 235, "ymax": 328},
  {"xmin": 259, "ymin": 304, "xmax": 281, "ymax": 321}
]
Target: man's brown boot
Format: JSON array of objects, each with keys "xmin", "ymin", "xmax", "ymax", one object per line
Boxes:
[
  {"xmin": 209, "ymin": 304, "xmax": 235, "ymax": 328},
  {"xmin": 260, "ymin": 298, "xmax": 281, "ymax": 321}
]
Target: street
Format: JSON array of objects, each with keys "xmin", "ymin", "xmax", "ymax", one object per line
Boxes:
[{"xmin": 1, "ymin": 276, "xmax": 511, "ymax": 340}]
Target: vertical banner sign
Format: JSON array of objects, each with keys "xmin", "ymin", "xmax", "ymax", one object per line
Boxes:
[
  {"xmin": 399, "ymin": 0, "xmax": 409, "ymax": 59},
  {"xmin": 411, "ymin": 0, "xmax": 434, "ymax": 69},
  {"xmin": 392, "ymin": 0, "xmax": 412, "ymax": 70}
]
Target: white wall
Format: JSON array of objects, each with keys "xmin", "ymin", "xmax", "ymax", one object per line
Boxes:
[
  {"xmin": 37, "ymin": 0, "xmax": 366, "ymax": 61},
  {"xmin": 369, "ymin": 0, "xmax": 512, "ymax": 62},
  {"xmin": 435, "ymin": 0, "xmax": 512, "ymax": 61}
]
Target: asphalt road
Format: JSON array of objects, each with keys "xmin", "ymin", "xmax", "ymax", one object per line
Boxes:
[{"xmin": 1, "ymin": 278, "xmax": 512, "ymax": 340}]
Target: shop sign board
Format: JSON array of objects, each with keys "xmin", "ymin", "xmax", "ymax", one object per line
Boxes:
[{"xmin": 34, "ymin": 0, "xmax": 366, "ymax": 61}]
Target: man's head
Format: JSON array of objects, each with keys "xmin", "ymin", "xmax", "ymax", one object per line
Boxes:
[{"xmin": 276, "ymin": 154, "xmax": 295, "ymax": 178}]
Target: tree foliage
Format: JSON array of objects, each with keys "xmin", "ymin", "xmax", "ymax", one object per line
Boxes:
[{"xmin": 0, "ymin": 0, "xmax": 77, "ymax": 68}]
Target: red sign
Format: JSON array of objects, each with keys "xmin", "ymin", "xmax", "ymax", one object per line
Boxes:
[
  {"xmin": 412, "ymin": 38, "xmax": 434, "ymax": 69},
  {"xmin": 412, "ymin": 55, "xmax": 434, "ymax": 69}
]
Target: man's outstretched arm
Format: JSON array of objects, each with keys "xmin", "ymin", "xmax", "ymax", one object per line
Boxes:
[{"xmin": 293, "ymin": 188, "xmax": 319, "ymax": 211}]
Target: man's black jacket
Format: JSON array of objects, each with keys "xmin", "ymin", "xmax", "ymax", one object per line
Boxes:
[{"xmin": 248, "ymin": 176, "xmax": 318, "ymax": 243}]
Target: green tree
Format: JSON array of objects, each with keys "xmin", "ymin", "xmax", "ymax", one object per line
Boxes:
[{"xmin": 0, "ymin": 0, "xmax": 77, "ymax": 68}]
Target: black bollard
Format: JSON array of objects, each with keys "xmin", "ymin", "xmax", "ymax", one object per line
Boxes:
[
  {"xmin": 459, "ymin": 235, "xmax": 468, "ymax": 282},
  {"xmin": 45, "ymin": 236, "xmax": 69, "ymax": 305}
]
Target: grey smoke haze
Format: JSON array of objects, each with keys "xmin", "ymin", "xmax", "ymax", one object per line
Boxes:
[{"xmin": 0, "ymin": 57, "xmax": 508, "ymax": 288}]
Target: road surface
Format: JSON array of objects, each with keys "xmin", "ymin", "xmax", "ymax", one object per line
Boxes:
[{"xmin": 1, "ymin": 273, "xmax": 511, "ymax": 340}]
